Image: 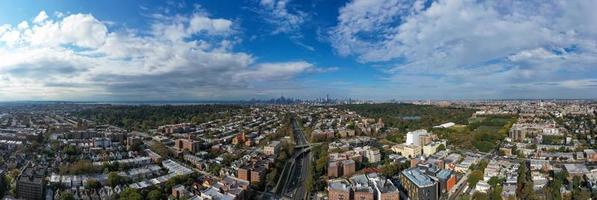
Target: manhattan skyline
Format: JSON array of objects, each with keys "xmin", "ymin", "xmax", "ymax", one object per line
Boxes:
[{"xmin": 1, "ymin": 0, "xmax": 597, "ymax": 101}]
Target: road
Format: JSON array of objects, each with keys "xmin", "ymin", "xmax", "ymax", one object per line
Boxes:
[{"xmin": 272, "ymin": 116, "xmax": 312, "ymax": 199}]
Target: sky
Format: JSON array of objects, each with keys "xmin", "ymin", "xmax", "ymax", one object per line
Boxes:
[{"xmin": 0, "ymin": 0, "xmax": 596, "ymax": 101}]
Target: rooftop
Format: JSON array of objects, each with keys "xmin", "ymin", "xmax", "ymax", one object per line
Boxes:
[
  {"xmin": 402, "ymin": 168, "xmax": 435, "ymax": 187},
  {"xmin": 329, "ymin": 179, "xmax": 351, "ymax": 191},
  {"xmin": 436, "ymin": 169, "xmax": 452, "ymax": 180}
]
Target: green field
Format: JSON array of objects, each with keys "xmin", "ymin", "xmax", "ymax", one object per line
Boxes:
[
  {"xmin": 336, "ymin": 103, "xmax": 476, "ymax": 132},
  {"xmin": 434, "ymin": 115, "xmax": 517, "ymax": 152}
]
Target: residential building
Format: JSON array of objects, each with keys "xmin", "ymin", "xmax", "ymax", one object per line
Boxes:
[
  {"xmin": 175, "ymin": 138, "xmax": 201, "ymax": 153},
  {"xmin": 328, "ymin": 161, "xmax": 340, "ymax": 178},
  {"xmin": 342, "ymin": 160, "xmax": 356, "ymax": 177},
  {"xmin": 436, "ymin": 169, "xmax": 457, "ymax": 193},
  {"xmin": 17, "ymin": 165, "xmax": 45, "ymax": 200},
  {"xmin": 365, "ymin": 148, "xmax": 381, "ymax": 163},
  {"xmin": 400, "ymin": 168, "xmax": 439, "ymax": 200},
  {"xmin": 328, "ymin": 179, "xmax": 351, "ymax": 200},
  {"xmin": 237, "ymin": 168, "xmax": 250, "ymax": 182},
  {"xmin": 264, "ymin": 141, "xmax": 281, "ymax": 156},
  {"xmin": 127, "ymin": 136, "xmax": 143, "ymax": 151},
  {"xmin": 350, "ymin": 174, "xmax": 374, "ymax": 200}
]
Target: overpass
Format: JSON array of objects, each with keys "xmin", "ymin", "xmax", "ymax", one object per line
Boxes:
[{"xmin": 294, "ymin": 143, "xmax": 322, "ymax": 149}]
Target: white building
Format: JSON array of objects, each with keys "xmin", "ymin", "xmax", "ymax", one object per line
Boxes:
[
  {"xmin": 422, "ymin": 143, "xmax": 440, "ymax": 156},
  {"xmin": 365, "ymin": 148, "xmax": 381, "ymax": 163},
  {"xmin": 434, "ymin": 122, "xmax": 455, "ymax": 128},
  {"xmin": 405, "ymin": 129, "xmax": 428, "ymax": 146}
]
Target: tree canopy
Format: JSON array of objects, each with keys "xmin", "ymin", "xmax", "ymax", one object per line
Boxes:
[
  {"xmin": 76, "ymin": 105, "xmax": 244, "ymax": 131},
  {"xmin": 336, "ymin": 103, "xmax": 475, "ymax": 131},
  {"xmin": 119, "ymin": 188, "xmax": 142, "ymax": 200}
]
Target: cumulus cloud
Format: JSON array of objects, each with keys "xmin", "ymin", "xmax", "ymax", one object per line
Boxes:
[
  {"xmin": 0, "ymin": 10, "xmax": 329, "ymax": 100},
  {"xmin": 33, "ymin": 11, "xmax": 49, "ymax": 24},
  {"xmin": 330, "ymin": 0, "xmax": 597, "ymax": 99},
  {"xmin": 256, "ymin": 0, "xmax": 315, "ymax": 51},
  {"xmin": 258, "ymin": 0, "xmax": 306, "ymax": 34}
]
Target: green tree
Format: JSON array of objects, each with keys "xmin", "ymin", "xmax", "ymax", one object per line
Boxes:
[
  {"xmin": 381, "ymin": 163, "xmax": 399, "ymax": 177},
  {"xmin": 119, "ymin": 188, "xmax": 142, "ymax": 200},
  {"xmin": 108, "ymin": 172, "xmax": 126, "ymax": 187},
  {"xmin": 266, "ymin": 168, "xmax": 278, "ymax": 187},
  {"xmin": 103, "ymin": 161, "xmax": 120, "ymax": 172},
  {"xmin": 60, "ymin": 192, "xmax": 75, "ymax": 200},
  {"xmin": 437, "ymin": 144, "xmax": 446, "ymax": 151},
  {"xmin": 489, "ymin": 185, "xmax": 503, "ymax": 200},
  {"xmin": 487, "ymin": 176, "xmax": 502, "ymax": 188},
  {"xmin": 573, "ymin": 190, "xmax": 591, "ymax": 200},
  {"xmin": 573, "ymin": 176, "xmax": 581, "ymax": 189},
  {"xmin": 149, "ymin": 142, "xmax": 170, "ymax": 157},
  {"xmin": 147, "ymin": 189, "xmax": 163, "ymax": 200},
  {"xmin": 84, "ymin": 179, "xmax": 101, "ymax": 190},
  {"xmin": 468, "ymin": 170, "xmax": 484, "ymax": 187},
  {"xmin": 314, "ymin": 146, "xmax": 328, "ymax": 175},
  {"xmin": 472, "ymin": 192, "xmax": 488, "ymax": 200}
]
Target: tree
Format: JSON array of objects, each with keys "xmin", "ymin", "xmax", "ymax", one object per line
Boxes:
[
  {"xmin": 119, "ymin": 188, "xmax": 142, "ymax": 200},
  {"xmin": 60, "ymin": 192, "xmax": 75, "ymax": 200},
  {"xmin": 516, "ymin": 161, "xmax": 536, "ymax": 199},
  {"xmin": 437, "ymin": 144, "xmax": 446, "ymax": 151},
  {"xmin": 147, "ymin": 189, "xmax": 163, "ymax": 200},
  {"xmin": 489, "ymin": 185, "xmax": 503, "ymax": 200},
  {"xmin": 314, "ymin": 147, "xmax": 328, "ymax": 175},
  {"xmin": 573, "ymin": 189, "xmax": 591, "ymax": 200},
  {"xmin": 266, "ymin": 168, "xmax": 278, "ymax": 187},
  {"xmin": 468, "ymin": 170, "xmax": 484, "ymax": 187},
  {"xmin": 381, "ymin": 163, "xmax": 399, "ymax": 177},
  {"xmin": 164, "ymin": 175, "xmax": 191, "ymax": 193},
  {"xmin": 63, "ymin": 145, "xmax": 79, "ymax": 155},
  {"xmin": 103, "ymin": 161, "xmax": 120, "ymax": 172},
  {"xmin": 487, "ymin": 176, "xmax": 502, "ymax": 188},
  {"xmin": 85, "ymin": 179, "xmax": 101, "ymax": 190},
  {"xmin": 458, "ymin": 194, "xmax": 471, "ymax": 200},
  {"xmin": 472, "ymin": 192, "xmax": 488, "ymax": 200},
  {"xmin": 209, "ymin": 164, "xmax": 221, "ymax": 176},
  {"xmin": 108, "ymin": 172, "xmax": 125, "ymax": 187},
  {"xmin": 573, "ymin": 176, "xmax": 581, "ymax": 189},
  {"xmin": 150, "ymin": 142, "xmax": 170, "ymax": 157},
  {"xmin": 60, "ymin": 160, "xmax": 99, "ymax": 175}
]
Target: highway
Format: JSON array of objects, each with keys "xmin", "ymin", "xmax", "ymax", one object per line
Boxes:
[{"xmin": 272, "ymin": 116, "xmax": 312, "ymax": 199}]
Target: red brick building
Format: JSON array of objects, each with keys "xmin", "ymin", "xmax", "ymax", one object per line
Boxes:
[
  {"xmin": 342, "ymin": 160, "xmax": 356, "ymax": 177},
  {"xmin": 175, "ymin": 138, "xmax": 201, "ymax": 153},
  {"xmin": 328, "ymin": 161, "xmax": 339, "ymax": 178}
]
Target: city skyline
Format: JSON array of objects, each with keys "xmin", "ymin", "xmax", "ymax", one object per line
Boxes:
[{"xmin": 1, "ymin": 0, "xmax": 597, "ymax": 101}]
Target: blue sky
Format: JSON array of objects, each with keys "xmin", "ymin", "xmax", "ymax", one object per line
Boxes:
[{"xmin": 0, "ymin": 0, "xmax": 596, "ymax": 101}]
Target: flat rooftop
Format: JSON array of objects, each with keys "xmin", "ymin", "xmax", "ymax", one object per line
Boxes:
[{"xmin": 402, "ymin": 168, "xmax": 435, "ymax": 187}]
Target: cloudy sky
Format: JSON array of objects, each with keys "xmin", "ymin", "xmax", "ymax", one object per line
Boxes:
[{"xmin": 0, "ymin": 0, "xmax": 596, "ymax": 101}]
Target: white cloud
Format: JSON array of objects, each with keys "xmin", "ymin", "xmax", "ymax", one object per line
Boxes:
[
  {"xmin": 0, "ymin": 9, "xmax": 329, "ymax": 100},
  {"xmin": 258, "ymin": 0, "xmax": 306, "ymax": 34},
  {"xmin": 329, "ymin": 0, "xmax": 597, "ymax": 99},
  {"xmin": 33, "ymin": 11, "xmax": 49, "ymax": 24},
  {"xmin": 558, "ymin": 79, "xmax": 597, "ymax": 89},
  {"xmin": 21, "ymin": 13, "xmax": 109, "ymax": 48},
  {"xmin": 235, "ymin": 61, "xmax": 313, "ymax": 81},
  {"xmin": 188, "ymin": 14, "xmax": 233, "ymax": 35},
  {"xmin": 508, "ymin": 48, "xmax": 553, "ymax": 61},
  {"xmin": 17, "ymin": 21, "xmax": 29, "ymax": 30}
]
